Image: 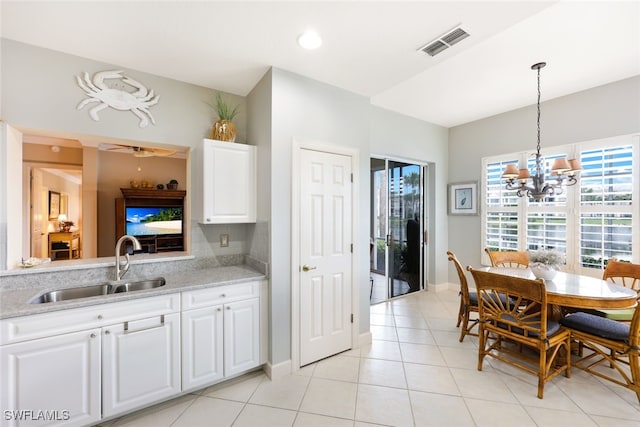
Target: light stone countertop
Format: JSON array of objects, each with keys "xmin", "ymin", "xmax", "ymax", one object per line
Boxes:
[{"xmin": 0, "ymin": 265, "xmax": 266, "ymax": 320}]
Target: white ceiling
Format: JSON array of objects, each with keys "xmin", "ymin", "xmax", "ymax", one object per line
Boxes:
[{"xmin": 2, "ymin": 1, "xmax": 639, "ymax": 128}]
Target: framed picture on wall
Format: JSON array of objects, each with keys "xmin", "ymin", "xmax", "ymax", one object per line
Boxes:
[
  {"xmin": 48, "ymin": 191, "xmax": 60, "ymax": 219},
  {"xmin": 448, "ymin": 181, "xmax": 478, "ymax": 216}
]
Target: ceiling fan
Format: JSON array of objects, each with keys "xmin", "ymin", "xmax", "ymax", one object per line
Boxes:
[{"xmin": 100, "ymin": 143, "xmax": 176, "ymax": 158}]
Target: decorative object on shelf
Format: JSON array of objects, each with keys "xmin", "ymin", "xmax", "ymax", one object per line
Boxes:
[
  {"xmin": 130, "ymin": 180, "xmax": 139, "ymax": 189},
  {"xmin": 48, "ymin": 191, "xmax": 60, "ymax": 219},
  {"xmin": 528, "ymin": 249, "xmax": 564, "ymax": 280},
  {"xmin": 501, "ymin": 62, "xmax": 581, "ymax": 200},
  {"xmin": 447, "ymin": 181, "xmax": 478, "ymax": 216},
  {"xmin": 210, "ymin": 92, "xmax": 239, "ymax": 142},
  {"xmin": 157, "ymin": 184, "xmax": 165, "ymax": 190},
  {"xmin": 76, "ymin": 70, "xmax": 160, "ymax": 128},
  {"xmin": 167, "ymin": 179, "xmax": 179, "ymax": 190}
]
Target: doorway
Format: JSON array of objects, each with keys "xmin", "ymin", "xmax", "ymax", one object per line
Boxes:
[
  {"xmin": 370, "ymin": 157, "xmax": 427, "ymax": 304},
  {"xmin": 24, "ymin": 163, "xmax": 83, "ymax": 261},
  {"xmin": 298, "ymin": 147, "xmax": 353, "ymax": 366}
]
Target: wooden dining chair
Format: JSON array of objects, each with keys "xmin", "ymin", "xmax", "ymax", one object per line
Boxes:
[
  {"xmin": 560, "ymin": 305, "xmax": 640, "ymax": 403},
  {"xmin": 590, "ymin": 258, "xmax": 640, "ymax": 322},
  {"xmin": 484, "ymin": 248, "xmax": 529, "ymax": 268},
  {"xmin": 447, "ymin": 251, "xmax": 478, "ymax": 342},
  {"xmin": 467, "ymin": 267, "xmax": 571, "ymax": 399}
]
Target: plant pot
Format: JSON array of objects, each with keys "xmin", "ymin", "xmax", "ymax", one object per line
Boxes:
[
  {"xmin": 211, "ymin": 119, "xmax": 237, "ymax": 142},
  {"xmin": 530, "ymin": 265, "xmax": 557, "ymax": 280}
]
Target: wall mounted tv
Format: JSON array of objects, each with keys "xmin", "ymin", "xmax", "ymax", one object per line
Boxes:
[{"xmin": 125, "ymin": 206, "xmax": 183, "ymax": 237}]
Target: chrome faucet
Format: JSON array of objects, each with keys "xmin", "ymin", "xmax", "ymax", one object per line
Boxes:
[{"xmin": 115, "ymin": 235, "xmax": 142, "ymax": 281}]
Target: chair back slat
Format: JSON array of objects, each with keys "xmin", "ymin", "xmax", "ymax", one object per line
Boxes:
[
  {"xmin": 447, "ymin": 251, "xmax": 471, "ymax": 304},
  {"xmin": 602, "ymin": 258, "xmax": 640, "ymax": 297},
  {"xmin": 469, "ymin": 268, "xmax": 547, "ymax": 337},
  {"xmin": 484, "ymin": 248, "xmax": 529, "ymax": 268}
]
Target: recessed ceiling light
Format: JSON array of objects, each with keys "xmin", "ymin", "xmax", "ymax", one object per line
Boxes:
[{"xmin": 297, "ymin": 30, "xmax": 322, "ymax": 50}]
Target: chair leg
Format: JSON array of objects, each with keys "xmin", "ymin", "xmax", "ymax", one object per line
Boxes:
[
  {"xmin": 631, "ymin": 352, "xmax": 640, "ymax": 404},
  {"xmin": 459, "ymin": 310, "xmax": 467, "ymax": 342},
  {"xmin": 456, "ymin": 299, "xmax": 463, "ymax": 328},
  {"xmin": 538, "ymin": 348, "xmax": 547, "ymax": 399},
  {"xmin": 477, "ymin": 328, "xmax": 486, "ymax": 371}
]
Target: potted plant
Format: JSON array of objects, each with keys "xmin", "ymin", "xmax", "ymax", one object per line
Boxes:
[
  {"xmin": 528, "ymin": 249, "xmax": 564, "ymax": 280},
  {"xmin": 166, "ymin": 179, "xmax": 178, "ymax": 190},
  {"xmin": 210, "ymin": 92, "xmax": 239, "ymax": 142}
]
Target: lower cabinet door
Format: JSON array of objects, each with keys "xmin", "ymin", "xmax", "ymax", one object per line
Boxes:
[
  {"xmin": 224, "ymin": 298, "xmax": 260, "ymax": 377},
  {"xmin": 0, "ymin": 328, "xmax": 101, "ymax": 427},
  {"xmin": 181, "ymin": 305, "xmax": 224, "ymax": 391},
  {"xmin": 102, "ymin": 313, "xmax": 180, "ymax": 418}
]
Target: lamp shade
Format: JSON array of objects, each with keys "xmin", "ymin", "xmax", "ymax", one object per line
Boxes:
[
  {"xmin": 517, "ymin": 169, "xmax": 531, "ymax": 180},
  {"xmin": 551, "ymin": 158, "xmax": 571, "ymax": 174},
  {"xmin": 568, "ymin": 158, "xmax": 581, "ymax": 172},
  {"xmin": 502, "ymin": 164, "xmax": 519, "ymax": 179},
  {"xmin": 57, "ymin": 214, "xmax": 67, "ymax": 222}
]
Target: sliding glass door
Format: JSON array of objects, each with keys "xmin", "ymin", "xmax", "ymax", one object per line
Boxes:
[{"xmin": 371, "ymin": 157, "xmax": 427, "ymax": 303}]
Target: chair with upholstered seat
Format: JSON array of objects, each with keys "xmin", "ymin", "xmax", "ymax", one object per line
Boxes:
[
  {"xmin": 590, "ymin": 258, "xmax": 640, "ymax": 321},
  {"xmin": 560, "ymin": 305, "xmax": 640, "ymax": 403},
  {"xmin": 484, "ymin": 248, "xmax": 529, "ymax": 268},
  {"xmin": 468, "ymin": 267, "xmax": 571, "ymax": 399},
  {"xmin": 447, "ymin": 251, "xmax": 478, "ymax": 342}
]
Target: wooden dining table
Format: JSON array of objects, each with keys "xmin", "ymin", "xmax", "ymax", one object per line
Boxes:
[{"xmin": 482, "ymin": 267, "xmax": 638, "ymax": 310}]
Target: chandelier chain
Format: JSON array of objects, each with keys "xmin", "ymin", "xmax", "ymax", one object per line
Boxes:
[{"xmin": 536, "ymin": 66, "xmax": 541, "ymax": 156}]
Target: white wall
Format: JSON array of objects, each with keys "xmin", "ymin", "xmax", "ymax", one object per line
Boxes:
[{"xmin": 447, "ymin": 75, "xmax": 640, "ymax": 279}]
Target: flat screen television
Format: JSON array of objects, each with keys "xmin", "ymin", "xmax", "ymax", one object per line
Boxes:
[{"xmin": 125, "ymin": 206, "xmax": 183, "ymax": 237}]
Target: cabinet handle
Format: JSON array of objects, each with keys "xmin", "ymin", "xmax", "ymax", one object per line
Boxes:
[
  {"xmin": 217, "ymin": 307, "xmax": 222, "ymax": 311},
  {"xmin": 221, "ymin": 293, "xmax": 226, "ymax": 298},
  {"xmin": 98, "ymin": 315, "xmax": 103, "ymax": 320},
  {"xmin": 124, "ymin": 315, "xmax": 165, "ymax": 334},
  {"xmin": 104, "ymin": 330, "xmax": 110, "ymax": 335},
  {"xmin": 90, "ymin": 333, "xmax": 96, "ymax": 338},
  {"xmin": 226, "ymin": 306, "xmax": 231, "ymax": 310}
]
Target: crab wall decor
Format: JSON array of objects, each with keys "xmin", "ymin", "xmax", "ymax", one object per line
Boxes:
[{"xmin": 76, "ymin": 70, "xmax": 160, "ymax": 128}]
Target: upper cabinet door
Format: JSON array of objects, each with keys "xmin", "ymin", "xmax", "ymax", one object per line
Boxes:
[{"xmin": 201, "ymin": 139, "xmax": 257, "ymax": 224}]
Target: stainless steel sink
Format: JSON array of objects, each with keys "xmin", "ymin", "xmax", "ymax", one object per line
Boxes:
[
  {"xmin": 30, "ymin": 283, "xmax": 113, "ymax": 303},
  {"xmin": 29, "ymin": 277, "xmax": 166, "ymax": 304},
  {"xmin": 113, "ymin": 278, "xmax": 166, "ymax": 293}
]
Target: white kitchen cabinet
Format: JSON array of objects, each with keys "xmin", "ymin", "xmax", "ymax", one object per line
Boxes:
[
  {"xmin": 200, "ymin": 139, "xmax": 257, "ymax": 224},
  {"xmin": 0, "ymin": 328, "xmax": 101, "ymax": 427},
  {"xmin": 224, "ymin": 298, "xmax": 260, "ymax": 377},
  {"xmin": 0, "ymin": 294, "xmax": 180, "ymax": 426},
  {"xmin": 102, "ymin": 313, "xmax": 181, "ymax": 418},
  {"xmin": 181, "ymin": 281, "xmax": 261, "ymax": 391},
  {"xmin": 181, "ymin": 306, "xmax": 224, "ymax": 390}
]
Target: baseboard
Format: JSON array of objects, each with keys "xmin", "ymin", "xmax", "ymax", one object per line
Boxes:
[
  {"xmin": 358, "ymin": 330, "xmax": 372, "ymax": 347},
  {"xmin": 427, "ymin": 282, "xmax": 453, "ymax": 292},
  {"xmin": 263, "ymin": 359, "xmax": 292, "ymax": 380}
]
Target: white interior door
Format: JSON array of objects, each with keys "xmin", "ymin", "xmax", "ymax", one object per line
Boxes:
[{"xmin": 299, "ymin": 149, "xmax": 352, "ymax": 366}]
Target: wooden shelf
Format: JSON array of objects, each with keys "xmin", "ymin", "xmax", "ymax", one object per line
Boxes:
[{"xmin": 120, "ymin": 188, "xmax": 186, "ymax": 199}]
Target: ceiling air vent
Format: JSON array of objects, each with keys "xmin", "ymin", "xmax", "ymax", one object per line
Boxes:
[{"xmin": 419, "ymin": 26, "xmax": 470, "ymax": 57}]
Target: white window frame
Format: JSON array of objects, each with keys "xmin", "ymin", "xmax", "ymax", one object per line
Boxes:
[{"xmin": 481, "ymin": 134, "xmax": 639, "ymax": 276}]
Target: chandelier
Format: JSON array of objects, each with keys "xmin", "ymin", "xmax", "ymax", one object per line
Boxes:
[{"xmin": 502, "ymin": 62, "xmax": 581, "ymax": 200}]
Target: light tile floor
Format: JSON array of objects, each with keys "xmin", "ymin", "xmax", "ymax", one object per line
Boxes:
[{"xmin": 100, "ymin": 288, "xmax": 640, "ymax": 426}]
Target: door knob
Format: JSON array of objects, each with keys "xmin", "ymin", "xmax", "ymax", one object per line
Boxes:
[{"xmin": 302, "ymin": 265, "xmax": 317, "ymax": 272}]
